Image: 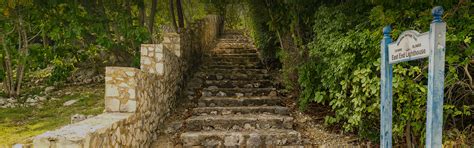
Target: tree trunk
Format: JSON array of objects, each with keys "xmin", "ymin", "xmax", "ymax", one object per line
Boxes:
[
  {"xmin": 176, "ymin": 0, "xmax": 185, "ymax": 30},
  {"xmin": 15, "ymin": 16, "xmax": 29, "ymax": 97},
  {"xmin": 1, "ymin": 35, "xmax": 14, "ymax": 97},
  {"xmin": 149, "ymin": 0, "xmax": 158, "ymax": 42},
  {"xmin": 182, "ymin": 0, "xmax": 192, "ymax": 25},
  {"xmin": 169, "ymin": 0, "xmax": 178, "ymax": 32},
  {"xmin": 138, "ymin": 0, "xmax": 145, "ymax": 26}
]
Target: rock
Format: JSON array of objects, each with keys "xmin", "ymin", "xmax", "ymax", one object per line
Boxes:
[
  {"xmin": 84, "ymin": 78, "xmax": 93, "ymax": 84},
  {"xmin": 203, "ymin": 126, "xmax": 213, "ymax": 131},
  {"xmin": 247, "ymin": 133, "xmax": 262, "ymax": 146},
  {"xmin": 209, "ymin": 103, "xmax": 216, "ymax": 107},
  {"xmin": 217, "ymin": 91, "xmax": 226, "ymax": 97},
  {"xmin": 207, "ymin": 86, "xmax": 219, "ymax": 91},
  {"xmin": 244, "ymin": 123, "xmax": 254, "ymax": 130},
  {"xmin": 0, "ymin": 99, "xmax": 5, "ymax": 105},
  {"xmin": 269, "ymin": 91, "xmax": 277, "ymax": 97},
  {"xmin": 216, "ymin": 75, "xmax": 224, "ymax": 80},
  {"xmin": 45, "ymin": 86, "xmax": 55, "ymax": 93},
  {"xmin": 243, "ymin": 84, "xmax": 253, "ymax": 88},
  {"xmin": 26, "ymin": 98, "xmax": 37, "ymax": 103},
  {"xmin": 224, "ymin": 135, "xmax": 240, "ymax": 146},
  {"xmin": 202, "ymin": 91, "xmax": 212, "ymax": 97},
  {"xmin": 165, "ymin": 121, "xmax": 183, "ymax": 134},
  {"xmin": 63, "ymin": 99, "xmax": 78, "ymax": 106},
  {"xmin": 198, "ymin": 102, "xmax": 206, "ymax": 107},
  {"xmin": 235, "ymin": 93, "xmax": 244, "ymax": 97},
  {"xmin": 222, "ymin": 110, "xmax": 232, "ymax": 115},
  {"xmin": 253, "ymin": 83, "xmax": 261, "ymax": 88},
  {"xmin": 210, "ymin": 111, "xmax": 218, "ymax": 115},
  {"xmin": 7, "ymin": 98, "xmax": 17, "ymax": 103},
  {"xmin": 37, "ymin": 96, "xmax": 47, "ymax": 101},
  {"xmin": 71, "ymin": 114, "xmax": 86, "ymax": 124},
  {"xmin": 232, "ymin": 125, "xmax": 241, "ymax": 130},
  {"xmin": 203, "ymin": 139, "xmax": 221, "ymax": 147}
]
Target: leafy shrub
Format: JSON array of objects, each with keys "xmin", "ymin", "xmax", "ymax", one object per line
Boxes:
[{"xmin": 299, "ymin": 2, "xmax": 473, "ymax": 144}]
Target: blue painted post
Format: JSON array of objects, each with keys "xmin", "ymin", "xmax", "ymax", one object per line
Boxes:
[
  {"xmin": 426, "ymin": 6, "xmax": 446, "ymax": 148},
  {"xmin": 380, "ymin": 26, "xmax": 393, "ymax": 148}
]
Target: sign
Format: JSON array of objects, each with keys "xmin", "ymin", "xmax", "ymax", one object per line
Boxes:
[
  {"xmin": 388, "ymin": 30, "xmax": 429, "ymax": 64},
  {"xmin": 380, "ymin": 6, "xmax": 446, "ymax": 148}
]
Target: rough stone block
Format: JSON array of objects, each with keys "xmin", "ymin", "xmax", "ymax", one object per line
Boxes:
[
  {"xmin": 106, "ymin": 98, "xmax": 120, "ymax": 112},
  {"xmin": 105, "ymin": 67, "xmax": 139, "ymax": 113}
]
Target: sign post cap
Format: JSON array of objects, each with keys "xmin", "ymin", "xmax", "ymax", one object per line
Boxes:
[
  {"xmin": 383, "ymin": 25, "xmax": 391, "ymax": 36},
  {"xmin": 432, "ymin": 6, "xmax": 444, "ymax": 23}
]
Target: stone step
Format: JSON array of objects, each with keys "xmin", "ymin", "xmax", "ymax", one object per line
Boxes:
[
  {"xmin": 192, "ymin": 106, "xmax": 290, "ymax": 116},
  {"xmin": 201, "ymin": 64, "xmax": 263, "ymax": 70},
  {"xmin": 180, "ymin": 129, "xmax": 301, "ymax": 146},
  {"xmin": 218, "ymin": 38, "xmax": 249, "ymax": 41},
  {"xmin": 203, "ymin": 80, "xmax": 276, "ymax": 88},
  {"xmin": 198, "ymin": 68, "xmax": 268, "ymax": 74},
  {"xmin": 204, "ymin": 62, "xmax": 261, "ymax": 67},
  {"xmin": 202, "ymin": 60, "xmax": 261, "ymax": 66},
  {"xmin": 209, "ymin": 57, "xmax": 260, "ymax": 63},
  {"xmin": 196, "ymin": 72, "xmax": 271, "ymax": 81},
  {"xmin": 205, "ymin": 53, "xmax": 259, "ymax": 58},
  {"xmin": 198, "ymin": 96, "xmax": 282, "ymax": 107},
  {"xmin": 202, "ymin": 87, "xmax": 276, "ymax": 97},
  {"xmin": 185, "ymin": 114, "xmax": 294, "ymax": 131},
  {"xmin": 208, "ymin": 48, "xmax": 257, "ymax": 54},
  {"xmin": 216, "ymin": 43, "xmax": 254, "ymax": 49},
  {"xmin": 217, "ymin": 40, "xmax": 251, "ymax": 44}
]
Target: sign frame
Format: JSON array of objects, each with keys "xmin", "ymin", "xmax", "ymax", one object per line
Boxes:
[{"xmin": 380, "ymin": 6, "xmax": 446, "ymax": 148}]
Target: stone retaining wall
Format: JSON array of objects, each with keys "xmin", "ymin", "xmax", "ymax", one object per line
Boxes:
[{"xmin": 33, "ymin": 15, "xmax": 223, "ymax": 148}]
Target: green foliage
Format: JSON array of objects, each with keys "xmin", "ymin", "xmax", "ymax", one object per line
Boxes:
[
  {"xmin": 242, "ymin": 0, "xmax": 473, "ymax": 145},
  {"xmin": 49, "ymin": 57, "xmax": 75, "ymax": 83},
  {"xmin": 299, "ymin": 1, "xmax": 473, "ymax": 144}
]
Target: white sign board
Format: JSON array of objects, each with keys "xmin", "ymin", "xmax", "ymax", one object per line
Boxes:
[{"xmin": 388, "ymin": 30, "xmax": 430, "ymax": 64}]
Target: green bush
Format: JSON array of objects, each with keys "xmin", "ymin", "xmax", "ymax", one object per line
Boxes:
[
  {"xmin": 299, "ymin": 2, "xmax": 473, "ymax": 144},
  {"xmin": 241, "ymin": 0, "xmax": 473, "ymax": 145}
]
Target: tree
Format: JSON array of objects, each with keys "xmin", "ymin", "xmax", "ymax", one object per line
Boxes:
[
  {"xmin": 149, "ymin": 0, "xmax": 158, "ymax": 42},
  {"xmin": 1, "ymin": 2, "xmax": 40, "ymax": 98},
  {"xmin": 138, "ymin": 0, "xmax": 146, "ymax": 26},
  {"xmin": 176, "ymin": 0, "xmax": 185, "ymax": 30},
  {"xmin": 169, "ymin": 0, "xmax": 178, "ymax": 32}
]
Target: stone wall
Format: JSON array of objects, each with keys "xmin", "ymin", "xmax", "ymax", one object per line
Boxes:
[{"xmin": 33, "ymin": 15, "xmax": 223, "ymax": 148}]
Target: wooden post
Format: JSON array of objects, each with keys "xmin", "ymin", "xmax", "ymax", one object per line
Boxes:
[
  {"xmin": 426, "ymin": 6, "xmax": 445, "ymax": 148},
  {"xmin": 380, "ymin": 25, "xmax": 393, "ymax": 148}
]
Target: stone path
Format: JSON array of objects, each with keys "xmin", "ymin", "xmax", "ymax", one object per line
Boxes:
[
  {"xmin": 153, "ymin": 32, "xmax": 304, "ymax": 147},
  {"xmin": 182, "ymin": 32, "xmax": 302, "ymax": 147}
]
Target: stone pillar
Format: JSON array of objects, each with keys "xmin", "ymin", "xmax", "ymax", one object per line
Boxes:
[
  {"xmin": 163, "ymin": 33, "xmax": 182, "ymax": 57},
  {"xmin": 105, "ymin": 67, "xmax": 139, "ymax": 113},
  {"xmin": 140, "ymin": 44, "xmax": 164, "ymax": 75}
]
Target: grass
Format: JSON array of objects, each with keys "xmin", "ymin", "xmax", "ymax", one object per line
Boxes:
[{"xmin": 0, "ymin": 84, "xmax": 104, "ymax": 146}]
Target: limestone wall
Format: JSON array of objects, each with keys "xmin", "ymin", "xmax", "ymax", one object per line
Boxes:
[{"xmin": 33, "ymin": 15, "xmax": 223, "ymax": 148}]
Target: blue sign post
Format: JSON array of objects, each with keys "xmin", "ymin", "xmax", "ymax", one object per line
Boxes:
[{"xmin": 380, "ymin": 6, "xmax": 446, "ymax": 148}]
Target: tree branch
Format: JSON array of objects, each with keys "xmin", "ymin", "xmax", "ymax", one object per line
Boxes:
[
  {"xmin": 28, "ymin": 29, "xmax": 42, "ymax": 42},
  {"xmin": 464, "ymin": 63, "xmax": 473, "ymax": 89}
]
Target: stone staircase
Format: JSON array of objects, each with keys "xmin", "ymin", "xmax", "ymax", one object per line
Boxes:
[{"xmin": 178, "ymin": 32, "xmax": 302, "ymax": 147}]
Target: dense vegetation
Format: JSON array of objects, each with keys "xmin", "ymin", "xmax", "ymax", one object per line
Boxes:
[
  {"xmin": 0, "ymin": 0, "xmax": 210, "ymax": 98},
  {"xmin": 238, "ymin": 0, "xmax": 473, "ymax": 146}
]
